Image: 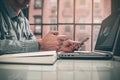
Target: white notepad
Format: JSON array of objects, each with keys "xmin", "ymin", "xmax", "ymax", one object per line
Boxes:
[{"xmin": 0, "ymin": 51, "xmax": 57, "ymax": 65}]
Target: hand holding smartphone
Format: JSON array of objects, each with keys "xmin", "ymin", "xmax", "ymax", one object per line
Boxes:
[{"xmin": 73, "ymin": 37, "xmax": 89, "ymax": 51}]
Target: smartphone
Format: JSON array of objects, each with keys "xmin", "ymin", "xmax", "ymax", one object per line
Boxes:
[
  {"xmin": 79, "ymin": 37, "xmax": 89, "ymax": 47},
  {"xmin": 73, "ymin": 37, "xmax": 89, "ymax": 51}
]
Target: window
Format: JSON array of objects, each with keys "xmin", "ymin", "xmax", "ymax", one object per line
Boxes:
[
  {"xmin": 65, "ymin": 25, "xmax": 71, "ymax": 32},
  {"xmin": 34, "ymin": 0, "xmax": 42, "ymax": 9},
  {"xmin": 29, "ymin": 0, "xmax": 111, "ymax": 51},
  {"xmin": 50, "ymin": 25, "xmax": 57, "ymax": 31},
  {"xmin": 34, "ymin": 15, "xmax": 42, "ymax": 35},
  {"xmin": 80, "ymin": 25, "xmax": 85, "ymax": 30},
  {"xmin": 79, "ymin": 0, "xmax": 86, "ymax": 8},
  {"xmin": 34, "ymin": 15, "xmax": 42, "ymax": 23}
]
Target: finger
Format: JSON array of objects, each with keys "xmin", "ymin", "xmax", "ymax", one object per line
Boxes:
[
  {"xmin": 71, "ymin": 41, "xmax": 80, "ymax": 51},
  {"xmin": 58, "ymin": 45, "xmax": 74, "ymax": 52},
  {"xmin": 73, "ymin": 41, "xmax": 80, "ymax": 46},
  {"xmin": 57, "ymin": 35, "xmax": 68, "ymax": 41},
  {"xmin": 63, "ymin": 40, "xmax": 74, "ymax": 46},
  {"xmin": 53, "ymin": 41, "xmax": 63, "ymax": 47},
  {"xmin": 60, "ymin": 48, "xmax": 73, "ymax": 52}
]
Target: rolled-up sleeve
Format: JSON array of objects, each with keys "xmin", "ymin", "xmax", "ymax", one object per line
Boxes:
[{"xmin": 0, "ymin": 40, "xmax": 39, "ymax": 55}]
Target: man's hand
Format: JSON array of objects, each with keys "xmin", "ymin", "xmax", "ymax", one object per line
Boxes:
[
  {"xmin": 57, "ymin": 39, "xmax": 80, "ymax": 52},
  {"xmin": 38, "ymin": 31, "xmax": 68, "ymax": 51}
]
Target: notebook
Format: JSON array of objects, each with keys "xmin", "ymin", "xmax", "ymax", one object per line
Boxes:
[
  {"xmin": 0, "ymin": 51, "xmax": 57, "ymax": 64},
  {"xmin": 58, "ymin": 10, "xmax": 120, "ymax": 60}
]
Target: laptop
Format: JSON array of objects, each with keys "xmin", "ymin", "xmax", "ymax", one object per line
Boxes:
[
  {"xmin": 58, "ymin": 10, "xmax": 120, "ymax": 60},
  {"xmin": 113, "ymin": 16, "xmax": 120, "ymax": 61}
]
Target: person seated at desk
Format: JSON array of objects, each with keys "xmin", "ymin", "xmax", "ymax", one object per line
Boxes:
[{"xmin": 0, "ymin": 0, "xmax": 79, "ymax": 54}]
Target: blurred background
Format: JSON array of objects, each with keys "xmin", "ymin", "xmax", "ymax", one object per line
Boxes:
[{"xmin": 22, "ymin": 0, "xmax": 120, "ymax": 51}]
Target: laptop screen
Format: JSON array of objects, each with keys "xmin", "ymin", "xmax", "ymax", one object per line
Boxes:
[{"xmin": 95, "ymin": 11, "xmax": 120, "ymax": 52}]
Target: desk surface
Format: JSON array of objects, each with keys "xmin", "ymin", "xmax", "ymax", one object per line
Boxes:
[{"xmin": 0, "ymin": 60, "xmax": 120, "ymax": 80}]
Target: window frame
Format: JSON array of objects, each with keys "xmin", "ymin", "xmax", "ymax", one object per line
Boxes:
[
  {"xmin": 34, "ymin": 0, "xmax": 43, "ymax": 9},
  {"xmin": 29, "ymin": 0, "xmax": 111, "ymax": 51}
]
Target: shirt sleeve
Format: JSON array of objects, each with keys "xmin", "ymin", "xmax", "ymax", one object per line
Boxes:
[
  {"xmin": 0, "ymin": 11, "xmax": 40, "ymax": 55},
  {"xmin": 0, "ymin": 40, "xmax": 40, "ymax": 55}
]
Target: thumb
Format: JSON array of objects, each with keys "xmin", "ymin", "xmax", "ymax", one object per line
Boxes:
[{"xmin": 57, "ymin": 35, "xmax": 68, "ymax": 41}]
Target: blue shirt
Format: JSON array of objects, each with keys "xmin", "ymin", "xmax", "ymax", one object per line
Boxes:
[{"xmin": 0, "ymin": 0, "xmax": 39, "ymax": 54}]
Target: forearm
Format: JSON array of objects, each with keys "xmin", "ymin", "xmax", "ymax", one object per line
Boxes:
[{"xmin": 0, "ymin": 40, "xmax": 39, "ymax": 55}]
